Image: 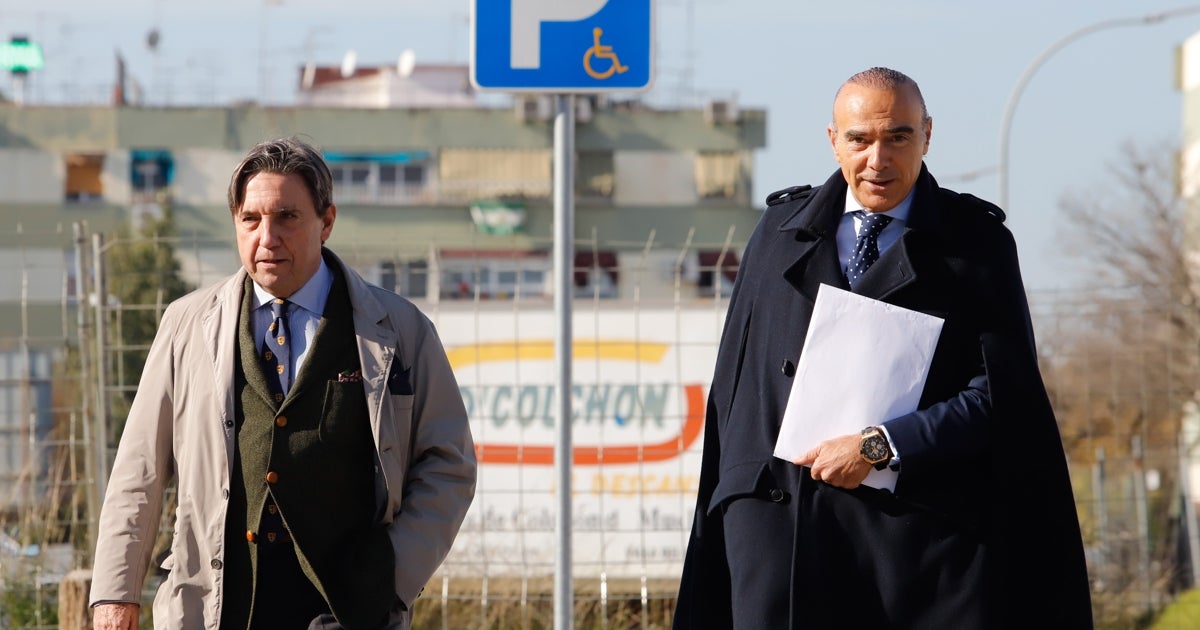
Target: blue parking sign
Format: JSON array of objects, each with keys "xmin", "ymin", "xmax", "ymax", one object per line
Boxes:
[{"xmin": 472, "ymin": 0, "xmax": 654, "ymax": 92}]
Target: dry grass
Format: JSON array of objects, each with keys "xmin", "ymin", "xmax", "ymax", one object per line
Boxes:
[{"xmin": 411, "ymin": 577, "xmax": 678, "ymax": 630}]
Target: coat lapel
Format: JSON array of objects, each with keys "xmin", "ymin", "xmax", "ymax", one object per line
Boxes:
[
  {"xmin": 851, "ymin": 230, "xmax": 918, "ymax": 300},
  {"xmin": 204, "ymin": 270, "xmax": 249, "ymax": 465},
  {"xmin": 779, "ymin": 170, "xmax": 851, "ymax": 302},
  {"xmin": 326, "ymin": 250, "xmax": 397, "ymax": 442},
  {"xmin": 236, "ymin": 276, "xmax": 280, "ymax": 410},
  {"xmin": 807, "ymin": 165, "xmax": 945, "ymax": 302}
]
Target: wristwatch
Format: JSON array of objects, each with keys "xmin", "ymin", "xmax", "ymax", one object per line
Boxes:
[{"xmin": 859, "ymin": 426, "xmax": 892, "ymax": 471}]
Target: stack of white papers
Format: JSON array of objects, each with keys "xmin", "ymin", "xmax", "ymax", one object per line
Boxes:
[{"xmin": 773, "ymin": 284, "xmax": 944, "ymax": 491}]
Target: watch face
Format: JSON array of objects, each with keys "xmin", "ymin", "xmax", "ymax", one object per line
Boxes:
[{"xmin": 861, "ymin": 435, "xmax": 889, "ymax": 463}]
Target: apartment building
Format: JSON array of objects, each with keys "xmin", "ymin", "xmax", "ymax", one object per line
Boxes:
[{"xmin": 0, "ymin": 63, "xmax": 766, "ymax": 509}]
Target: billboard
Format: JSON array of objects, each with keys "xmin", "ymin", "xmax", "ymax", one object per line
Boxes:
[{"xmin": 437, "ymin": 306, "xmax": 723, "ymax": 578}]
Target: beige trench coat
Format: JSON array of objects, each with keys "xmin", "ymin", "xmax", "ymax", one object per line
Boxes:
[{"xmin": 90, "ymin": 251, "xmax": 477, "ymax": 629}]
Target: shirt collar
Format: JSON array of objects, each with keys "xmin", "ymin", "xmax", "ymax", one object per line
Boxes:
[
  {"xmin": 252, "ymin": 257, "xmax": 333, "ymax": 316},
  {"xmin": 842, "ymin": 186, "xmax": 915, "ymax": 222}
]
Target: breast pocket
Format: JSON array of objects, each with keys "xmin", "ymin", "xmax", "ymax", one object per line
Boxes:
[
  {"xmin": 389, "ymin": 393, "xmax": 415, "ymax": 453},
  {"xmin": 378, "ymin": 393, "xmax": 416, "ymax": 505},
  {"xmin": 319, "ymin": 381, "xmax": 370, "ymax": 443}
]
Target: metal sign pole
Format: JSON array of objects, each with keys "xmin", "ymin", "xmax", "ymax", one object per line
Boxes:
[{"xmin": 553, "ymin": 93, "xmax": 576, "ymax": 630}]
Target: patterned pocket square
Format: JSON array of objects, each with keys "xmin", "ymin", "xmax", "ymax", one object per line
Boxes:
[{"xmin": 337, "ymin": 369, "xmax": 363, "ymax": 383}]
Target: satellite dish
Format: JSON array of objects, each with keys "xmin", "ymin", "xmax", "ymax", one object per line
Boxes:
[
  {"xmin": 397, "ymin": 49, "xmax": 416, "ymax": 78},
  {"xmin": 340, "ymin": 49, "xmax": 357, "ymax": 79}
]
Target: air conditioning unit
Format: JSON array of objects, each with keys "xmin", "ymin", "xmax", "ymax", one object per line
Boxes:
[
  {"xmin": 514, "ymin": 95, "xmax": 551, "ymax": 123},
  {"xmin": 704, "ymin": 98, "xmax": 740, "ymax": 125}
]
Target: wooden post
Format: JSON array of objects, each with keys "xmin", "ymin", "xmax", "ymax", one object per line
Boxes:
[{"xmin": 58, "ymin": 569, "xmax": 93, "ymax": 630}]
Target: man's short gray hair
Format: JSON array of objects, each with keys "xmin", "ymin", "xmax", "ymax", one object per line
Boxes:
[{"xmin": 832, "ymin": 66, "xmax": 930, "ymax": 124}]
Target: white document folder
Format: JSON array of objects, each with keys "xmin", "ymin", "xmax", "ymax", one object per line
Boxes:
[{"xmin": 773, "ymin": 284, "xmax": 944, "ymax": 491}]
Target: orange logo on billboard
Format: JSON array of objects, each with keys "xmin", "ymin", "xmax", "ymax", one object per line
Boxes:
[{"xmin": 449, "ymin": 340, "xmax": 704, "ymax": 466}]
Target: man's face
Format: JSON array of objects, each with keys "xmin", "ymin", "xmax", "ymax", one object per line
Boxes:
[
  {"xmin": 827, "ymin": 83, "xmax": 931, "ymax": 213},
  {"xmin": 234, "ymin": 172, "xmax": 335, "ymax": 297}
]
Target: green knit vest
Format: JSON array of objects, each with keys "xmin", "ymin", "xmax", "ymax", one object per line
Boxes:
[{"xmin": 221, "ymin": 265, "xmax": 395, "ymax": 629}]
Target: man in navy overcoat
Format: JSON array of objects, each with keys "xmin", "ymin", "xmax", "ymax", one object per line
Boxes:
[{"xmin": 675, "ymin": 68, "xmax": 1091, "ymax": 629}]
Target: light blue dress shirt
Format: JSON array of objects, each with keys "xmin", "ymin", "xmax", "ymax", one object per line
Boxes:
[
  {"xmin": 836, "ymin": 187, "xmax": 914, "ymax": 274},
  {"xmin": 835, "ymin": 187, "xmax": 916, "ymax": 471},
  {"xmin": 251, "ymin": 258, "xmax": 333, "ymax": 392}
]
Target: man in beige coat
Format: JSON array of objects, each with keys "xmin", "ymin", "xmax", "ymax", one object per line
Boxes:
[{"xmin": 89, "ymin": 137, "xmax": 477, "ymax": 629}]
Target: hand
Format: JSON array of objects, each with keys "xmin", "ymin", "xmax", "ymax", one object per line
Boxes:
[
  {"xmin": 93, "ymin": 602, "xmax": 139, "ymax": 630},
  {"xmin": 795, "ymin": 433, "xmax": 872, "ymax": 489}
]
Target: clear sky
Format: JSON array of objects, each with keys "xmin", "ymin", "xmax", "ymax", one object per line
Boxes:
[{"xmin": 5, "ymin": 0, "xmax": 1200, "ymax": 294}]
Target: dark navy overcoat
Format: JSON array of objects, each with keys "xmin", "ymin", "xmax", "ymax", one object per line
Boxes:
[{"xmin": 675, "ymin": 167, "xmax": 1092, "ymax": 629}]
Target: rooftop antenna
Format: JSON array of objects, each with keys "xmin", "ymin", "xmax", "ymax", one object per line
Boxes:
[
  {"xmin": 397, "ymin": 49, "xmax": 416, "ymax": 78},
  {"xmin": 258, "ymin": 0, "xmax": 285, "ymax": 104},
  {"xmin": 301, "ymin": 61, "xmax": 316, "ymax": 90},
  {"xmin": 340, "ymin": 49, "xmax": 357, "ymax": 79},
  {"xmin": 148, "ymin": 0, "xmax": 163, "ymax": 103}
]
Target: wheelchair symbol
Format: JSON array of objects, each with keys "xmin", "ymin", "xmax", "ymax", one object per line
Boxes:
[{"xmin": 583, "ymin": 27, "xmax": 628, "ymax": 80}]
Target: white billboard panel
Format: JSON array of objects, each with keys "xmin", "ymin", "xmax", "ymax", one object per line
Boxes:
[{"xmin": 435, "ymin": 306, "xmax": 724, "ymax": 578}]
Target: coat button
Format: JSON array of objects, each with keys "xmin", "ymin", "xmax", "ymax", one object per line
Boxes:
[
  {"xmin": 781, "ymin": 359, "xmax": 796, "ymax": 377},
  {"xmin": 246, "ymin": 531, "xmax": 257, "ymax": 543},
  {"xmin": 222, "ymin": 488, "xmax": 229, "ymax": 499},
  {"xmin": 275, "ymin": 415, "xmax": 287, "ymax": 428},
  {"xmin": 266, "ymin": 471, "xmax": 279, "ymax": 484},
  {"xmin": 769, "ymin": 488, "xmax": 785, "ymax": 502},
  {"xmin": 210, "ymin": 558, "xmax": 223, "ymax": 570},
  {"xmin": 224, "ymin": 420, "xmax": 233, "ymax": 428}
]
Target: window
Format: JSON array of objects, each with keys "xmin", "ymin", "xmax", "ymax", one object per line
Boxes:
[
  {"xmin": 130, "ymin": 149, "xmax": 174, "ymax": 201},
  {"xmin": 379, "ymin": 259, "xmax": 428, "ymax": 299},
  {"xmin": 325, "ymin": 150, "xmax": 432, "ymax": 204},
  {"xmin": 697, "ymin": 250, "xmax": 739, "ymax": 297},
  {"xmin": 403, "ymin": 165, "xmax": 425, "ymax": 185},
  {"xmin": 695, "ymin": 151, "xmax": 741, "ymax": 199},
  {"xmin": 439, "ymin": 148, "xmax": 551, "ymax": 200},
  {"xmin": 576, "ymin": 151, "xmax": 614, "ymax": 199},
  {"xmin": 377, "ymin": 163, "xmax": 428, "ymax": 192},
  {"xmin": 438, "ymin": 249, "xmax": 549, "ymax": 300},
  {"xmin": 574, "ymin": 251, "xmax": 619, "ymax": 298},
  {"xmin": 65, "ymin": 153, "xmax": 104, "ymax": 203}
]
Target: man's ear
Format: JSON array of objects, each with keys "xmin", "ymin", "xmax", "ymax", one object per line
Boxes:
[{"xmin": 321, "ymin": 204, "xmax": 337, "ymax": 243}]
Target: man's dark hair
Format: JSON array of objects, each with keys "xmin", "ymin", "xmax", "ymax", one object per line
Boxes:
[
  {"xmin": 227, "ymin": 136, "xmax": 334, "ymax": 216},
  {"xmin": 833, "ymin": 66, "xmax": 930, "ymax": 123}
]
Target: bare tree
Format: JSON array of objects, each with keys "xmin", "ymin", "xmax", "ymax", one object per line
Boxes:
[
  {"xmin": 1054, "ymin": 142, "xmax": 1193, "ymax": 442},
  {"xmin": 1049, "ymin": 143, "xmax": 1196, "ymax": 616}
]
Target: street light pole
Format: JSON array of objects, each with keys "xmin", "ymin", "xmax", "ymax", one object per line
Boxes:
[{"xmin": 998, "ymin": 6, "xmax": 1200, "ymax": 212}]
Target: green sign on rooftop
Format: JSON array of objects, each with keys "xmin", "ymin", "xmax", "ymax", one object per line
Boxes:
[{"xmin": 0, "ymin": 39, "xmax": 44, "ymax": 73}]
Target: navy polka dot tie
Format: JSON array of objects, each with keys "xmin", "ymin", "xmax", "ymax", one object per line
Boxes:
[
  {"xmin": 846, "ymin": 211, "xmax": 893, "ymax": 288},
  {"xmin": 262, "ymin": 298, "xmax": 292, "ymax": 400}
]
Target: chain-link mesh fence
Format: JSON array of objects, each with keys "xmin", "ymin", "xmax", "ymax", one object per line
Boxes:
[{"xmin": 4, "ymin": 227, "xmax": 1200, "ymax": 628}]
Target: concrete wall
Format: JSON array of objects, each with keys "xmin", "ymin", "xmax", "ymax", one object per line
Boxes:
[
  {"xmin": 0, "ymin": 349, "xmax": 54, "ymax": 511},
  {"xmin": 614, "ymin": 151, "xmax": 697, "ymax": 206},
  {"xmin": 0, "ymin": 149, "xmax": 60, "ymax": 203},
  {"xmin": 173, "ymin": 148, "xmax": 242, "ymax": 206}
]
